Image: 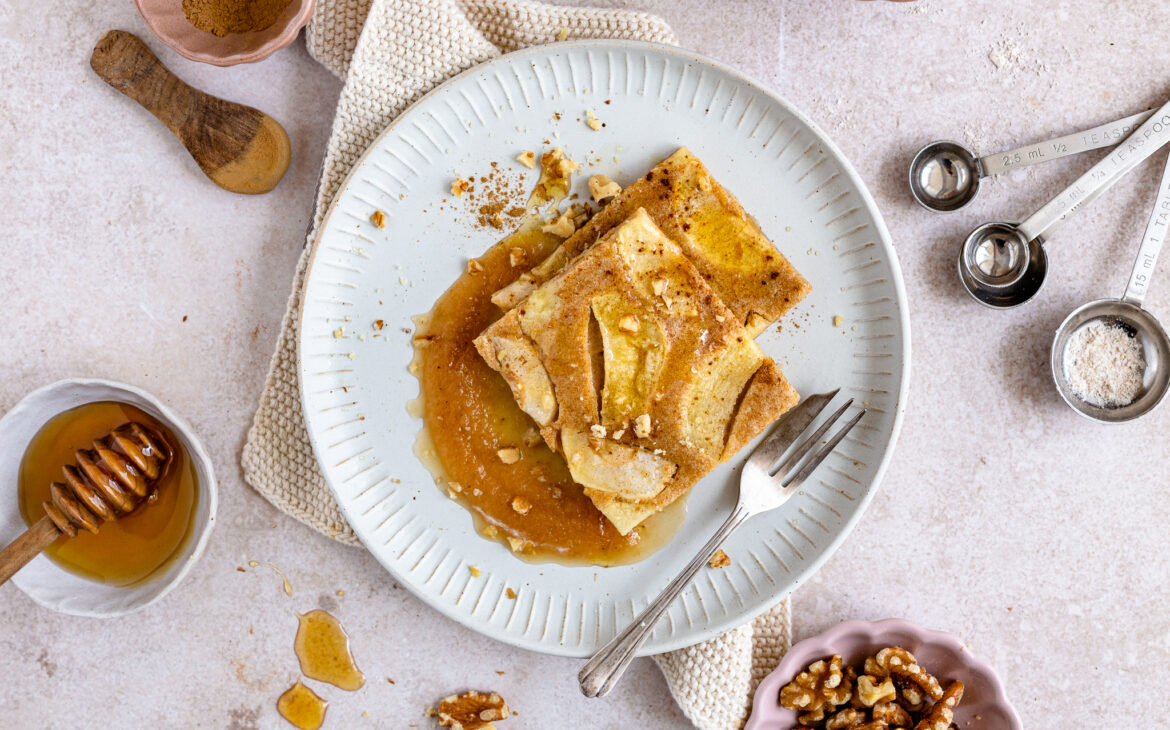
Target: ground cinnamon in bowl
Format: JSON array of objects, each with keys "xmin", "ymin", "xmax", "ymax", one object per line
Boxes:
[{"xmin": 182, "ymin": 0, "xmax": 293, "ymax": 37}]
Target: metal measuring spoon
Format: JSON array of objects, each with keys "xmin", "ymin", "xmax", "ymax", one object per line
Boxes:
[
  {"xmin": 1050, "ymin": 152, "xmax": 1170, "ymax": 423},
  {"xmin": 909, "ymin": 109, "xmax": 1152, "ymax": 212},
  {"xmin": 958, "ymin": 98, "xmax": 1170, "ymax": 308}
]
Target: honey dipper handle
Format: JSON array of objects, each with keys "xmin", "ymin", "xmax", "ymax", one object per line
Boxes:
[
  {"xmin": 0, "ymin": 516, "xmax": 61, "ymax": 586},
  {"xmin": 89, "ymin": 30, "xmax": 197, "ymax": 138}
]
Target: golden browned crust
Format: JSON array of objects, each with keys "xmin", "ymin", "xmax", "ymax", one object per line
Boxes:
[
  {"xmin": 475, "ymin": 209, "xmax": 798, "ymax": 533},
  {"xmin": 492, "ymin": 147, "xmax": 811, "ymax": 337}
]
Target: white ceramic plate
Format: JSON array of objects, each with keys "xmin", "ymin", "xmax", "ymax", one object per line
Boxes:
[{"xmin": 298, "ymin": 41, "xmax": 909, "ymax": 656}]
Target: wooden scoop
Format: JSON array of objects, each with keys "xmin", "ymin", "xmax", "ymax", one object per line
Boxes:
[
  {"xmin": 90, "ymin": 30, "xmax": 290, "ymax": 195},
  {"xmin": 0, "ymin": 422, "xmax": 174, "ymax": 586}
]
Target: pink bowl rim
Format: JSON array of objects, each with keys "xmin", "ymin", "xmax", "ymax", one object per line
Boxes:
[
  {"xmin": 746, "ymin": 618, "xmax": 1022, "ymax": 730},
  {"xmin": 133, "ymin": 0, "xmax": 315, "ymax": 67}
]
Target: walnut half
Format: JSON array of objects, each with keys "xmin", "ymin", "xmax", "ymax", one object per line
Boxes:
[{"xmin": 436, "ymin": 690, "xmax": 510, "ymax": 730}]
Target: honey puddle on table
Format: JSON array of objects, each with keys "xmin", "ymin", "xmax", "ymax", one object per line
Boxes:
[
  {"xmin": 294, "ymin": 609, "xmax": 365, "ymax": 691},
  {"xmin": 276, "ymin": 680, "xmax": 328, "ymax": 730},
  {"xmin": 276, "ymin": 609, "xmax": 363, "ymax": 729}
]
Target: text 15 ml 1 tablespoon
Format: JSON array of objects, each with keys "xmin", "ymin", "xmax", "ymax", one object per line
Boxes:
[
  {"xmin": 909, "ymin": 109, "xmax": 1153, "ymax": 212},
  {"xmin": 1050, "ymin": 150, "xmax": 1170, "ymax": 423},
  {"xmin": 958, "ymin": 99, "xmax": 1170, "ymax": 309}
]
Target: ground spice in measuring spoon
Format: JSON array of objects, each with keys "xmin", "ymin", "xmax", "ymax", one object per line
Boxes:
[
  {"xmin": 1064, "ymin": 320, "xmax": 1146, "ymax": 407},
  {"xmin": 182, "ymin": 0, "xmax": 293, "ymax": 37}
]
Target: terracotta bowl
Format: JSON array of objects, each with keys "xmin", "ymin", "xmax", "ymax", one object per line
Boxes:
[
  {"xmin": 746, "ymin": 619, "xmax": 1021, "ymax": 729},
  {"xmin": 135, "ymin": 0, "xmax": 315, "ymax": 66}
]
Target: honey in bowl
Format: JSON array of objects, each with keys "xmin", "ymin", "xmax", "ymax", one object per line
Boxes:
[{"xmin": 17, "ymin": 401, "xmax": 199, "ymax": 586}]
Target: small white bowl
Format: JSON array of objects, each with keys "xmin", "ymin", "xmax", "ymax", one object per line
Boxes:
[{"xmin": 0, "ymin": 379, "xmax": 217, "ymax": 617}]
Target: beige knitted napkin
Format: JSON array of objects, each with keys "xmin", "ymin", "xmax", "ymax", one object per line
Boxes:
[{"xmin": 242, "ymin": 1, "xmax": 790, "ymax": 726}]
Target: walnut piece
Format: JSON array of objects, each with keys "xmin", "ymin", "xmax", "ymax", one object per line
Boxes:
[
  {"xmin": 510, "ymin": 496, "xmax": 532, "ymax": 515},
  {"xmin": 871, "ymin": 701, "xmax": 911, "ymax": 727},
  {"xmin": 588, "ymin": 174, "xmax": 622, "ymax": 201},
  {"xmin": 436, "ymin": 690, "xmax": 510, "ymax": 730},
  {"xmin": 913, "ymin": 681, "xmax": 963, "ymax": 730},
  {"xmin": 516, "ymin": 150, "xmax": 536, "ymax": 169},
  {"xmin": 451, "ymin": 178, "xmax": 471, "ymax": 197},
  {"xmin": 708, "ymin": 549, "xmax": 730, "ymax": 568},
  {"xmin": 779, "ymin": 655, "xmax": 851, "ymax": 718},
  {"xmin": 856, "ymin": 674, "xmax": 896, "ymax": 707},
  {"xmin": 508, "ymin": 248, "xmax": 525, "ymax": 267},
  {"xmin": 633, "ymin": 413, "xmax": 652, "ymax": 438},
  {"xmin": 541, "ymin": 210, "xmax": 576, "ymax": 237},
  {"xmin": 370, "ymin": 210, "xmax": 386, "ymax": 228},
  {"xmin": 618, "ymin": 314, "xmax": 640, "ymax": 333},
  {"xmin": 874, "ymin": 647, "xmax": 943, "ymax": 702},
  {"xmin": 825, "ymin": 708, "xmax": 866, "ymax": 729},
  {"xmin": 467, "ymin": 259, "xmax": 484, "ymax": 274},
  {"xmin": 585, "ymin": 109, "xmax": 603, "ymax": 131},
  {"xmin": 496, "ymin": 448, "xmax": 521, "ymax": 464}
]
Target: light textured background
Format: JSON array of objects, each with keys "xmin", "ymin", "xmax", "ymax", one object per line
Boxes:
[{"xmin": 2, "ymin": 1, "xmax": 1168, "ymax": 727}]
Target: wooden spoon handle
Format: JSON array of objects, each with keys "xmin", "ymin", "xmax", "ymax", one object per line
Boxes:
[
  {"xmin": 89, "ymin": 30, "xmax": 196, "ymax": 136},
  {"xmin": 0, "ymin": 516, "xmax": 61, "ymax": 586}
]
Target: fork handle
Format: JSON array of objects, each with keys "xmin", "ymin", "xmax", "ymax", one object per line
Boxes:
[{"xmin": 578, "ymin": 504, "xmax": 752, "ymax": 697}]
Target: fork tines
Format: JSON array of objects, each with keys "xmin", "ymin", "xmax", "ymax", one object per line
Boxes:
[{"xmin": 749, "ymin": 389, "xmax": 866, "ymax": 487}]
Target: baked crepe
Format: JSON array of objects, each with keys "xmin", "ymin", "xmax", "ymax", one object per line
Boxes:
[
  {"xmin": 492, "ymin": 147, "xmax": 811, "ymax": 338},
  {"xmin": 475, "ymin": 209, "xmax": 799, "ymax": 534}
]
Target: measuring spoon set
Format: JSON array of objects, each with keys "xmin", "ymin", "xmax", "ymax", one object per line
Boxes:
[{"xmin": 909, "ymin": 100, "xmax": 1170, "ymax": 421}]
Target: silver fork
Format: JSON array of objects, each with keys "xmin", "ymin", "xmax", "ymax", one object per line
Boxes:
[{"xmin": 578, "ymin": 389, "xmax": 864, "ymax": 698}]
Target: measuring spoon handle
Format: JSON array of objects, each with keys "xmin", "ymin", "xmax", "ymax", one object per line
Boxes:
[
  {"xmin": 1019, "ymin": 100, "xmax": 1170, "ymax": 242},
  {"xmin": 1122, "ymin": 150, "xmax": 1170, "ymax": 307},
  {"xmin": 978, "ymin": 109, "xmax": 1154, "ymax": 177}
]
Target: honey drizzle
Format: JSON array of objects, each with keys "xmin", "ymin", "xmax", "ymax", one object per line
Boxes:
[
  {"xmin": 276, "ymin": 680, "xmax": 328, "ymax": 730},
  {"xmin": 293, "ymin": 609, "xmax": 365, "ymax": 691},
  {"xmin": 248, "ymin": 560, "xmax": 294, "ymax": 597}
]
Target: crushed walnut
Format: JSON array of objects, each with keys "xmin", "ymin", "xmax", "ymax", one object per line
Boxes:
[
  {"xmin": 590, "ymin": 424, "xmax": 607, "ymax": 438},
  {"xmin": 779, "ymin": 648, "xmax": 964, "ymax": 730},
  {"xmin": 588, "ymin": 174, "xmax": 621, "ymax": 201},
  {"xmin": 541, "ymin": 209, "xmax": 576, "ymax": 237},
  {"xmin": 708, "ymin": 549, "xmax": 730, "ymax": 568},
  {"xmin": 585, "ymin": 109, "xmax": 603, "ymax": 131},
  {"xmin": 618, "ymin": 314, "xmax": 640, "ymax": 333},
  {"xmin": 451, "ymin": 178, "xmax": 471, "ymax": 197},
  {"xmin": 510, "ymin": 496, "xmax": 532, "ymax": 515},
  {"xmin": 370, "ymin": 210, "xmax": 386, "ymax": 228},
  {"xmin": 435, "ymin": 690, "xmax": 510, "ymax": 730},
  {"xmin": 496, "ymin": 448, "xmax": 521, "ymax": 464},
  {"xmin": 508, "ymin": 248, "xmax": 525, "ymax": 268},
  {"xmin": 633, "ymin": 413, "xmax": 652, "ymax": 438},
  {"xmin": 467, "ymin": 258, "xmax": 485, "ymax": 274},
  {"xmin": 516, "ymin": 150, "xmax": 536, "ymax": 169},
  {"xmin": 650, "ymin": 277, "xmax": 667, "ymax": 296}
]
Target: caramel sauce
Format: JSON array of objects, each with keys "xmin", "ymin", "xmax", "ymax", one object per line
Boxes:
[
  {"xmin": 277, "ymin": 680, "xmax": 328, "ymax": 730},
  {"xmin": 17, "ymin": 401, "xmax": 198, "ymax": 585},
  {"xmin": 294, "ymin": 609, "xmax": 365, "ymax": 691},
  {"xmin": 412, "ymin": 219, "xmax": 686, "ymax": 566}
]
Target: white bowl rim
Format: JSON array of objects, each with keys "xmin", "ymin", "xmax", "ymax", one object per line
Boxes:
[{"xmin": 1, "ymin": 377, "xmax": 218, "ymax": 617}]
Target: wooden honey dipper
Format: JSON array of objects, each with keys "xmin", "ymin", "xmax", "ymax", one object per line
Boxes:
[{"xmin": 0, "ymin": 422, "xmax": 174, "ymax": 586}]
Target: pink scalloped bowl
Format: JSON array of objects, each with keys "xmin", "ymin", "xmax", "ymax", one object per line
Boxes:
[
  {"xmin": 746, "ymin": 619, "xmax": 1021, "ymax": 729},
  {"xmin": 134, "ymin": 0, "xmax": 314, "ymax": 66}
]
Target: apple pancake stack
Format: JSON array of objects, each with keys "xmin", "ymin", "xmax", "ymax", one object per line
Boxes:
[{"xmin": 475, "ymin": 148, "xmax": 810, "ymax": 534}]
